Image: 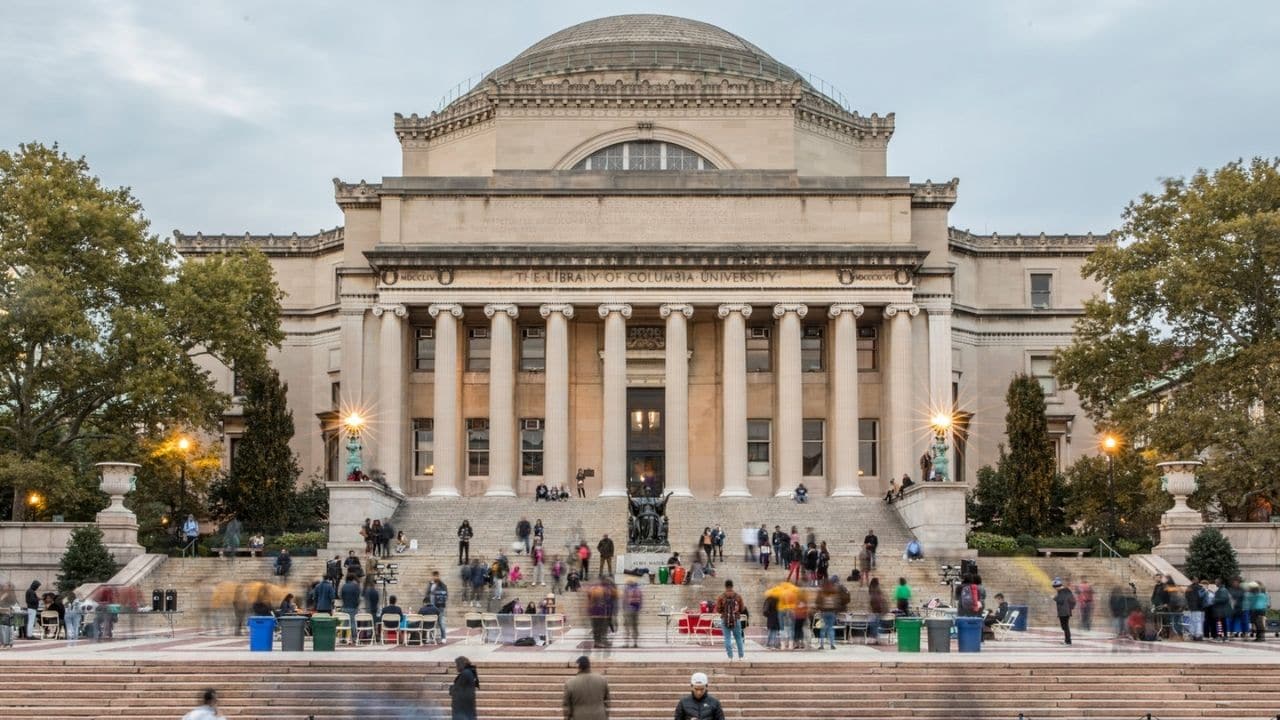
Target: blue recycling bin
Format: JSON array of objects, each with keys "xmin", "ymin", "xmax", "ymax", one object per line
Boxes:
[
  {"xmin": 1010, "ymin": 605, "xmax": 1029, "ymax": 631},
  {"xmin": 248, "ymin": 616, "xmax": 276, "ymax": 652},
  {"xmin": 955, "ymin": 616, "xmax": 983, "ymax": 653}
]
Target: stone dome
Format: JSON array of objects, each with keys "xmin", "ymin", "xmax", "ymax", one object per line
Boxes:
[{"xmin": 486, "ymin": 14, "xmax": 804, "ymax": 86}]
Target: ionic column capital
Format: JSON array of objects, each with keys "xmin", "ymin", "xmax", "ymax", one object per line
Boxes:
[
  {"xmin": 371, "ymin": 303, "xmax": 407, "ymax": 318},
  {"xmin": 717, "ymin": 303, "xmax": 753, "ymax": 319},
  {"xmin": 772, "ymin": 303, "xmax": 809, "ymax": 319},
  {"xmin": 828, "ymin": 303, "xmax": 865, "ymax": 319},
  {"xmin": 660, "ymin": 303, "xmax": 694, "ymax": 319},
  {"xmin": 539, "ymin": 303, "xmax": 576, "ymax": 319},
  {"xmin": 428, "ymin": 303, "xmax": 463, "ymax": 318},
  {"xmin": 884, "ymin": 303, "xmax": 920, "ymax": 318},
  {"xmin": 597, "ymin": 303, "xmax": 632, "ymax": 319},
  {"xmin": 483, "ymin": 303, "xmax": 519, "ymax": 319}
]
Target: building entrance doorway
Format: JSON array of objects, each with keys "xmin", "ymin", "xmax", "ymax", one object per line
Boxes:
[{"xmin": 626, "ymin": 388, "xmax": 665, "ymax": 496}]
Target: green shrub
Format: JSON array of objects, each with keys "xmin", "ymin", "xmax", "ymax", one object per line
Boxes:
[
  {"xmin": 267, "ymin": 530, "xmax": 327, "ymax": 551},
  {"xmin": 1186, "ymin": 527, "xmax": 1239, "ymax": 582},
  {"xmin": 1015, "ymin": 534, "xmax": 1036, "ymax": 549},
  {"xmin": 57, "ymin": 526, "xmax": 119, "ymax": 593},
  {"xmin": 1034, "ymin": 535, "xmax": 1098, "ymax": 550},
  {"xmin": 968, "ymin": 532, "xmax": 1019, "ymax": 555},
  {"xmin": 1015, "ymin": 545, "xmax": 1038, "ymax": 557},
  {"xmin": 1115, "ymin": 538, "xmax": 1147, "ymax": 556}
]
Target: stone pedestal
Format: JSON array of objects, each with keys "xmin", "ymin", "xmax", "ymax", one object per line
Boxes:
[
  {"xmin": 1153, "ymin": 460, "xmax": 1205, "ymax": 566},
  {"xmin": 895, "ymin": 483, "xmax": 968, "ymax": 554},
  {"xmin": 326, "ymin": 481, "xmax": 405, "ymax": 551},
  {"xmin": 94, "ymin": 462, "xmax": 144, "ymax": 564}
]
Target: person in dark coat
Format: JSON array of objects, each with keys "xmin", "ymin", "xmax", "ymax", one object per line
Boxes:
[
  {"xmin": 673, "ymin": 672, "xmax": 725, "ymax": 720},
  {"xmin": 362, "ymin": 578, "xmax": 380, "ymax": 617},
  {"xmin": 25, "ymin": 580, "xmax": 41, "ymax": 639},
  {"xmin": 1053, "ymin": 578, "xmax": 1077, "ymax": 645},
  {"xmin": 450, "ymin": 656, "xmax": 479, "ymax": 720},
  {"xmin": 314, "ymin": 575, "xmax": 336, "ymax": 613}
]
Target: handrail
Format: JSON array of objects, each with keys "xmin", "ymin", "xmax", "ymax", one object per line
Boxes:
[
  {"xmin": 178, "ymin": 537, "xmax": 199, "ymax": 558},
  {"xmin": 1097, "ymin": 538, "xmax": 1122, "ymax": 559}
]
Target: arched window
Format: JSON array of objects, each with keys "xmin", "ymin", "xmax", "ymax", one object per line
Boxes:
[{"xmin": 572, "ymin": 141, "xmax": 717, "ymax": 171}]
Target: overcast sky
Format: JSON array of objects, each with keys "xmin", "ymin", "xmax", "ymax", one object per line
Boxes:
[{"xmin": 3, "ymin": 1, "xmax": 1277, "ymax": 242}]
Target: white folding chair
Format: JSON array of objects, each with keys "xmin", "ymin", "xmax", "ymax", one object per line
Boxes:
[
  {"xmin": 378, "ymin": 613, "xmax": 402, "ymax": 645},
  {"xmin": 421, "ymin": 615, "xmax": 439, "ymax": 644},
  {"xmin": 513, "ymin": 614, "xmax": 534, "ymax": 642},
  {"xmin": 354, "ymin": 613, "xmax": 375, "ymax": 646},
  {"xmin": 401, "ymin": 614, "xmax": 424, "ymax": 646},
  {"xmin": 464, "ymin": 612, "xmax": 483, "ymax": 644},
  {"xmin": 480, "ymin": 613, "xmax": 501, "ymax": 644},
  {"xmin": 992, "ymin": 610, "xmax": 1019, "ymax": 641},
  {"xmin": 544, "ymin": 614, "xmax": 566, "ymax": 645},
  {"xmin": 40, "ymin": 611, "xmax": 62, "ymax": 640}
]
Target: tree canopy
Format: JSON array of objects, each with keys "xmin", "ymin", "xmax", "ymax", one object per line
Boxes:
[
  {"xmin": 1055, "ymin": 157, "xmax": 1280, "ymax": 520},
  {"xmin": 0, "ymin": 142, "xmax": 283, "ymax": 519}
]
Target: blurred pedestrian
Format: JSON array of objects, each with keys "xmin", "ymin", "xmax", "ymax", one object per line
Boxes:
[
  {"xmin": 1053, "ymin": 578, "xmax": 1076, "ymax": 645},
  {"xmin": 449, "ymin": 656, "xmax": 479, "ymax": 720},
  {"xmin": 181, "ymin": 689, "xmax": 225, "ymax": 720},
  {"xmin": 562, "ymin": 655, "xmax": 610, "ymax": 720}
]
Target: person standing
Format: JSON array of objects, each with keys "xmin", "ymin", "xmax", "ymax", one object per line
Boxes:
[
  {"xmin": 673, "ymin": 672, "xmax": 725, "ymax": 720},
  {"xmin": 770, "ymin": 526, "xmax": 786, "ymax": 567},
  {"xmin": 1053, "ymin": 578, "xmax": 1077, "ymax": 645},
  {"xmin": 1250, "ymin": 582, "xmax": 1270, "ymax": 642},
  {"xmin": 562, "ymin": 654, "xmax": 610, "ymax": 720},
  {"xmin": 715, "ymin": 580, "xmax": 746, "ymax": 660},
  {"xmin": 1075, "ymin": 577, "xmax": 1094, "ymax": 631},
  {"xmin": 1184, "ymin": 577, "xmax": 1206, "ymax": 640},
  {"xmin": 816, "ymin": 578, "xmax": 850, "ymax": 649},
  {"xmin": 314, "ymin": 574, "xmax": 336, "ymax": 614},
  {"xmin": 24, "ymin": 580, "xmax": 40, "ymax": 640},
  {"xmin": 577, "ymin": 542, "xmax": 591, "ymax": 579},
  {"xmin": 863, "ymin": 529, "xmax": 879, "ymax": 571},
  {"xmin": 457, "ymin": 520, "xmax": 473, "ymax": 565},
  {"xmin": 623, "ymin": 579, "xmax": 642, "ymax": 648},
  {"xmin": 517, "ymin": 517, "xmax": 532, "ymax": 555},
  {"xmin": 181, "ymin": 689, "xmax": 226, "ymax": 720},
  {"xmin": 597, "ymin": 534, "xmax": 615, "ymax": 577},
  {"xmin": 577, "ymin": 473, "xmax": 586, "ymax": 498},
  {"xmin": 711, "ymin": 525, "xmax": 725, "ymax": 562},
  {"xmin": 339, "ymin": 575, "xmax": 361, "ymax": 630},
  {"xmin": 182, "ymin": 514, "xmax": 200, "ymax": 549},
  {"xmin": 449, "ymin": 656, "xmax": 479, "ymax": 720},
  {"xmin": 224, "ymin": 517, "xmax": 242, "ymax": 551},
  {"xmin": 427, "ymin": 571, "xmax": 449, "ymax": 641}
]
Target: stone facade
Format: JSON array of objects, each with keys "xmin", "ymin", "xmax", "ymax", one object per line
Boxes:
[{"xmin": 175, "ymin": 15, "xmax": 1105, "ymax": 500}]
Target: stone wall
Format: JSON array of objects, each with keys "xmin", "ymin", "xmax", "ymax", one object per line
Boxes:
[{"xmin": 0, "ymin": 521, "xmax": 89, "ymax": 590}]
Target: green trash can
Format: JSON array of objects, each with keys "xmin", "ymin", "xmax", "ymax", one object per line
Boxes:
[
  {"xmin": 311, "ymin": 615, "xmax": 337, "ymax": 652},
  {"xmin": 895, "ymin": 617, "xmax": 922, "ymax": 652},
  {"xmin": 658, "ymin": 566, "xmax": 670, "ymax": 585}
]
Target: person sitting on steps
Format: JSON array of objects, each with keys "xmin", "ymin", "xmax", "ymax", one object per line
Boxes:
[{"xmin": 793, "ymin": 482, "xmax": 808, "ymax": 504}]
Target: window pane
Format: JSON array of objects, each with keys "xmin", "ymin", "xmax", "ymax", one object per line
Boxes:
[
  {"xmin": 467, "ymin": 419, "xmax": 489, "ymax": 476},
  {"xmin": 858, "ymin": 419, "xmax": 878, "ymax": 477},
  {"xmin": 802, "ymin": 419, "xmax": 824, "ymax": 476},
  {"xmin": 747, "ymin": 419, "xmax": 770, "ymax": 442},
  {"xmin": 630, "ymin": 141, "xmax": 661, "ymax": 170},
  {"xmin": 415, "ymin": 327, "xmax": 435, "ymax": 371},
  {"xmin": 746, "ymin": 328, "xmax": 771, "ymax": 372},
  {"xmin": 747, "ymin": 419, "xmax": 770, "ymax": 475},
  {"xmin": 801, "ymin": 326, "xmax": 824, "ymax": 372},
  {"xmin": 857, "ymin": 326, "xmax": 877, "ymax": 370},
  {"xmin": 467, "ymin": 328, "xmax": 490, "ymax": 371},
  {"xmin": 521, "ymin": 419, "xmax": 543, "ymax": 476},
  {"xmin": 1031, "ymin": 274, "xmax": 1052, "ymax": 308},
  {"xmin": 414, "ymin": 418, "xmax": 434, "ymax": 476},
  {"xmin": 577, "ymin": 142, "xmax": 712, "ymax": 172},
  {"xmin": 520, "ymin": 327, "xmax": 545, "ymax": 371}
]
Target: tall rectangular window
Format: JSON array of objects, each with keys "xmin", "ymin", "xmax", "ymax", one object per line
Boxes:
[
  {"xmin": 413, "ymin": 418, "xmax": 434, "ymax": 476},
  {"xmin": 330, "ymin": 381, "xmax": 341, "ymax": 410},
  {"xmin": 747, "ymin": 419, "xmax": 771, "ymax": 476},
  {"xmin": 746, "ymin": 327, "xmax": 771, "ymax": 372},
  {"xmin": 858, "ymin": 419, "xmax": 879, "ymax": 477},
  {"xmin": 802, "ymin": 419, "xmax": 824, "ymax": 476},
  {"xmin": 520, "ymin": 327, "xmax": 546, "ymax": 372},
  {"xmin": 1030, "ymin": 273, "xmax": 1053, "ymax": 309},
  {"xmin": 1031, "ymin": 355, "xmax": 1057, "ymax": 397},
  {"xmin": 467, "ymin": 327, "xmax": 490, "ymax": 371},
  {"xmin": 467, "ymin": 418, "xmax": 489, "ymax": 476},
  {"xmin": 857, "ymin": 326, "xmax": 878, "ymax": 370},
  {"xmin": 415, "ymin": 327, "xmax": 435, "ymax": 371},
  {"xmin": 521, "ymin": 418, "xmax": 544, "ymax": 476},
  {"xmin": 801, "ymin": 326, "xmax": 824, "ymax": 372}
]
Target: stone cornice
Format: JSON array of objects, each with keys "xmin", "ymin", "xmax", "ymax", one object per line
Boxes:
[
  {"xmin": 376, "ymin": 172, "xmax": 914, "ymax": 198},
  {"xmin": 398, "ymin": 78, "xmax": 891, "ymax": 147},
  {"xmin": 363, "ymin": 244, "xmax": 929, "ymax": 272},
  {"xmin": 911, "ymin": 178, "xmax": 959, "ymax": 209},
  {"xmin": 948, "ymin": 227, "xmax": 1112, "ymax": 256},
  {"xmin": 173, "ymin": 226, "xmax": 344, "ymax": 257},
  {"xmin": 334, "ymin": 179, "xmax": 382, "ymax": 210}
]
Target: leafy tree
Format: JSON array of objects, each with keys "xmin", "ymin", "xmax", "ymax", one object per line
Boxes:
[
  {"xmin": 967, "ymin": 463, "xmax": 1009, "ymax": 532},
  {"xmin": 1185, "ymin": 526, "xmax": 1240, "ymax": 582},
  {"xmin": 1055, "ymin": 158, "xmax": 1280, "ymax": 519},
  {"xmin": 0, "ymin": 142, "xmax": 283, "ymax": 518},
  {"xmin": 285, "ymin": 476, "xmax": 330, "ymax": 533},
  {"xmin": 1064, "ymin": 448, "xmax": 1167, "ymax": 542},
  {"xmin": 209, "ymin": 367, "xmax": 300, "ymax": 534},
  {"xmin": 1000, "ymin": 374, "xmax": 1059, "ymax": 536},
  {"xmin": 56, "ymin": 525, "xmax": 118, "ymax": 593}
]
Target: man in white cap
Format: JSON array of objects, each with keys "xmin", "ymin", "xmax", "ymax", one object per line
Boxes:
[{"xmin": 673, "ymin": 671, "xmax": 725, "ymax": 720}]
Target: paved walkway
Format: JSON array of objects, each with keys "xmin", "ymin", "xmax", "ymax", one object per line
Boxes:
[{"xmin": 6, "ymin": 625, "xmax": 1279, "ymax": 665}]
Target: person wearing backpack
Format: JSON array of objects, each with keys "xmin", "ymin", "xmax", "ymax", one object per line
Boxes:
[
  {"xmin": 958, "ymin": 575, "xmax": 985, "ymax": 617},
  {"xmin": 1053, "ymin": 578, "xmax": 1077, "ymax": 645},
  {"xmin": 426, "ymin": 571, "xmax": 449, "ymax": 640}
]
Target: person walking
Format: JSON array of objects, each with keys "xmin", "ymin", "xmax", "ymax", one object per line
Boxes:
[
  {"xmin": 449, "ymin": 656, "xmax": 479, "ymax": 720},
  {"xmin": 673, "ymin": 672, "xmax": 725, "ymax": 720},
  {"xmin": 223, "ymin": 517, "xmax": 242, "ymax": 551},
  {"xmin": 863, "ymin": 529, "xmax": 879, "ymax": 571},
  {"xmin": 894, "ymin": 577, "xmax": 913, "ymax": 615},
  {"xmin": 1075, "ymin": 577, "xmax": 1094, "ymax": 631},
  {"xmin": 816, "ymin": 578, "xmax": 850, "ymax": 649},
  {"xmin": 562, "ymin": 654, "xmax": 610, "ymax": 720},
  {"xmin": 1053, "ymin": 578, "xmax": 1077, "ymax": 645},
  {"xmin": 715, "ymin": 580, "xmax": 746, "ymax": 660},
  {"xmin": 623, "ymin": 579, "xmax": 642, "ymax": 648},
  {"xmin": 711, "ymin": 525, "xmax": 725, "ymax": 562},
  {"xmin": 457, "ymin": 520, "xmax": 473, "ymax": 565},
  {"xmin": 314, "ymin": 574, "xmax": 336, "ymax": 614},
  {"xmin": 517, "ymin": 517, "xmax": 533, "ymax": 555},
  {"xmin": 181, "ymin": 689, "xmax": 226, "ymax": 720},
  {"xmin": 597, "ymin": 534, "xmax": 615, "ymax": 577},
  {"xmin": 427, "ymin": 571, "xmax": 449, "ymax": 641}
]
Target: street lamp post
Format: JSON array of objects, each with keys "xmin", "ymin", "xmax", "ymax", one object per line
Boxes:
[
  {"xmin": 176, "ymin": 436, "xmax": 191, "ymax": 518},
  {"xmin": 929, "ymin": 412, "xmax": 952, "ymax": 482},
  {"xmin": 1102, "ymin": 434, "xmax": 1119, "ymax": 544},
  {"xmin": 344, "ymin": 412, "xmax": 366, "ymax": 479}
]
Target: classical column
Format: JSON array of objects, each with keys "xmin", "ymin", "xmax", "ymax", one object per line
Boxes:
[
  {"xmin": 829, "ymin": 304, "xmax": 865, "ymax": 496},
  {"xmin": 661, "ymin": 304, "xmax": 694, "ymax": 497},
  {"xmin": 428, "ymin": 303, "xmax": 463, "ymax": 496},
  {"xmin": 598, "ymin": 304, "xmax": 632, "ymax": 497},
  {"xmin": 339, "ymin": 305, "xmax": 368, "ymax": 407},
  {"xmin": 484, "ymin": 304, "xmax": 518, "ymax": 497},
  {"xmin": 718, "ymin": 304, "xmax": 752, "ymax": 497},
  {"xmin": 539, "ymin": 304, "xmax": 574, "ymax": 492},
  {"xmin": 773, "ymin": 304, "xmax": 807, "ymax": 496},
  {"xmin": 885, "ymin": 303, "xmax": 919, "ymax": 485},
  {"xmin": 373, "ymin": 302, "xmax": 408, "ymax": 490},
  {"xmin": 927, "ymin": 306, "xmax": 955, "ymax": 478}
]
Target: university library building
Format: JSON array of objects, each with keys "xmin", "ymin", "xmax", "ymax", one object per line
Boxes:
[{"xmin": 176, "ymin": 15, "xmax": 1105, "ymax": 501}]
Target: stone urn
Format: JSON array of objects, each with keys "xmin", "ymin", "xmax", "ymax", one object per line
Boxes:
[
  {"xmin": 96, "ymin": 462, "xmax": 140, "ymax": 518},
  {"xmin": 1157, "ymin": 460, "xmax": 1202, "ymax": 516}
]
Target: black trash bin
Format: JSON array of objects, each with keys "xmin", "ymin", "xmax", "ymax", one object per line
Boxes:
[
  {"xmin": 279, "ymin": 616, "xmax": 307, "ymax": 651},
  {"xmin": 151, "ymin": 590, "xmax": 163, "ymax": 612},
  {"xmin": 925, "ymin": 617, "xmax": 953, "ymax": 653},
  {"xmin": 164, "ymin": 589, "xmax": 178, "ymax": 612}
]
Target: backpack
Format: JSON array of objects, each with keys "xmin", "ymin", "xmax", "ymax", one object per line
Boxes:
[
  {"xmin": 962, "ymin": 584, "xmax": 981, "ymax": 613},
  {"xmin": 432, "ymin": 584, "xmax": 448, "ymax": 608}
]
